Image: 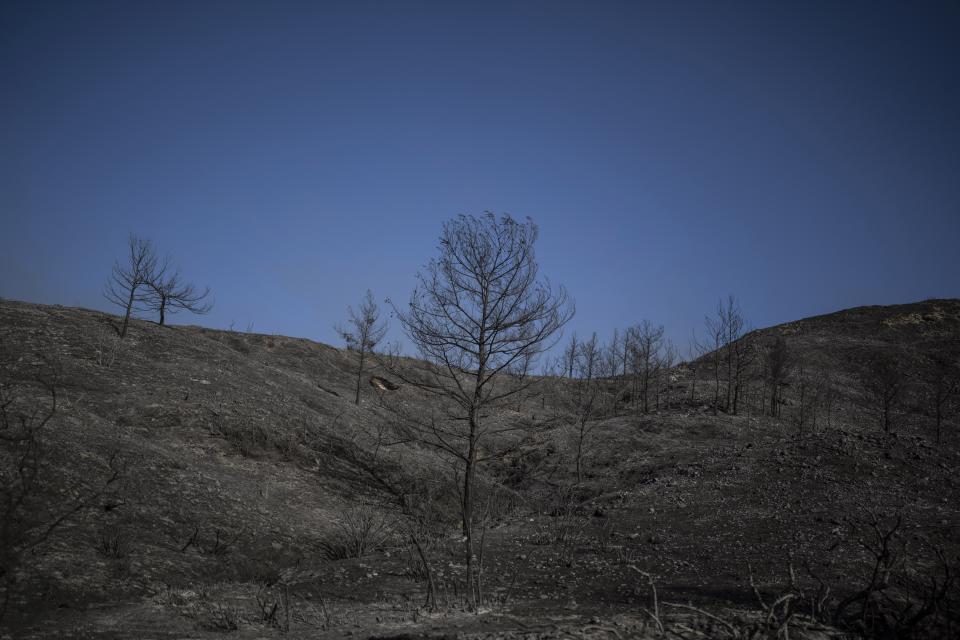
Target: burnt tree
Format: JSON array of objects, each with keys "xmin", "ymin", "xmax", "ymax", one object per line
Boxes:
[
  {"xmin": 146, "ymin": 269, "xmax": 212, "ymax": 326},
  {"xmin": 103, "ymin": 235, "xmax": 159, "ymax": 339},
  {"xmin": 336, "ymin": 289, "xmax": 388, "ymax": 405},
  {"xmin": 391, "ymin": 213, "xmax": 572, "ymax": 607}
]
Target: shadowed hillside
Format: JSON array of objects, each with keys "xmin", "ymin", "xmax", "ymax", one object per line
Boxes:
[{"xmin": 2, "ymin": 298, "xmax": 959, "ymax": 639}]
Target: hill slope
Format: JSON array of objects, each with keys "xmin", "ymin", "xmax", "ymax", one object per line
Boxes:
[{"xmin": 1, "ymin": 298, "xmax": 959, "ymax": 639}]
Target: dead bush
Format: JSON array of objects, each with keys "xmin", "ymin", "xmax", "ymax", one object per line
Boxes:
[
  {"xmin": 96, "ymin": 524, "xmax": 132, "ymax": 558},
  {"xmin": 320, "ymin": 502, "xmax": 394, "ymax": 560},
  {"xmin": 825, "ymin": 513, "xmax": 959, "ymax": 639}
]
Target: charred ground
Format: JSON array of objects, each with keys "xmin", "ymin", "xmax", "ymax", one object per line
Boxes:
[{"xmin": 1, "ymin": 298, "xmax": 959, "ymax": 639}]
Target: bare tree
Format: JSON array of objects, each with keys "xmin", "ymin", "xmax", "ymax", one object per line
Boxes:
[
  {"xmin": 762, "ymin": 336, "xmax": 792, "ymax": 417},
  {"xmin": 569, "ymin": 332, "xmax": 605, "ymax": 484},
  {"xmin": 717, "ymin": 296, "xmax": 752, "ymax": 414},
  {"xmin": 506, "ymin": 349, "xmax": 536, "ymax": 412},
  {"xmin": 687, "ymin": 337, "xmax": 699, "ymax": 406},
  {"xmin": 610, "ymin": 328, "xmax": 625, "ymax": 377},
  {"xmin": 730, "ymin": 332, "xmax": 754, "ymax": 415},
  {"xmin": 926, "ymin": 355, "xmax": 959, "ymax": 444},
  {"xmin": 794, "ymin": 356, "xmax": 814, "ymax": 435},
  {"xmin": 103, "ymin": 235, "xmax": 160, "ymax": 339},
  {"xmin": 656, "ymin": 339, "xmax": 677, "ymax": 411},
  {"xmin": 390, "ymin": 213, "xmax": 572, "ymax": 607},
  {"xmin": 336, "ymin": 290, "xmax": 388, "ymax": 405},
  {"xmin": 605, "ymin": 329, "xmax": 629, "ymax": 411},
  {"xmin": 145, "ymin": 269, "xmax": 212, "ymax": 326},
  {"xmin": 563, "ymin": 332, "xmax": 578, "ymax": 379},
  {"xmin": 697, "ymin": 302, "xmax": 726, "ymax": 415},
  {"xmin": 628, "ymin": 320, "xmax": 664, "ymax": 414},
  {"xmin": 860, "ymin": 353, "xmax": 905, "ymax": 433}
]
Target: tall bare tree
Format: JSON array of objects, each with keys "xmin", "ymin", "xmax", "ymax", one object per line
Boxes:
[
  {"xmin": 629, "ymin": 320, "xmax": 664, "ymax": 414},
  {"xmin": 719, "ymin": 296, "xmax": 749, "ymax": 413},
  {"xmin": 860, "ymin": 353, "xmax": 905, "ymax": 433},
  {"xmin": 657, "ymin": 339, "xmax": 678, "ymax": 410},
  {"xmin": 103, "ymin": 235, "xmax": 159, "ymax": 339},
  {"xmin": 697, "ymin": 302, "xmax": 726, "ymax": 415},
  {"xmin": 687, "ymin": 337, "xmax": 700, "ymax": 406},
  {"xmin": 927, "ymin": 355, "xmax": 959, "ymax": 444},
  {"xmin": 145, "ymin": 269, "xmax": 212, "ymax": 326},
  {"xmin": 391, "ymin": 213, "xmax": 572, "ymax": 607},
  {"xmin": 336, "ymin": 290, "xmax": 388, "ymax": 405},
  {"xmin": 568, "ymin": 332, "xmax": 607, "ymax": 484},
  {"xmin": 563, "ymin": 332, "xmax": 579, "ymax": 379},
  {"xmin": 762, "ymin": 335, "xmax": 792, "ymax": 417},
  {"xmin": 605, "ymin": 330, "xmax": 629, "ymax": 411}
]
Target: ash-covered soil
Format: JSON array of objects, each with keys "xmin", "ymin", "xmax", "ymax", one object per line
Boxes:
[{"xmin": 2, "ymin": 299, "xmax": 959, "ymax": 639}]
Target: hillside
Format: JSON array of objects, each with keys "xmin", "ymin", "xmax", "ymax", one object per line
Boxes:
[{"xmin": 1, "ymin": 298, "xmax": 959, "ymax": 639}]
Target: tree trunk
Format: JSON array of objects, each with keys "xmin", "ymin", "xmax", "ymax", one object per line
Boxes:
[
  {"xmin": 159, "ymin": 297, "xmax": 166, "ymax": 326},
  {"xmin": 462, "ymin": 422, "xmax": 477, "ymax": 607},
  {"xmin": 120, "ymin": 288, "xmax": 136, "ymax": 338},
  {"xmin": 726, "ymin": 348, "xmax": 733, "ymax": 412},
  {"xmin": 642, "ymin": 370, "xmax": 649, "ymax": 413},
  {"xmin": 713, "ymin": 359, "xmax": 720, "ymax": 415},
  {"xmin": 411, "ymin": 534, "xmax": 437, "ymax": 609},
  {"xmin": 936, "ymin": 403, "xmax": 942, "ymax": 444},
  {"xmin": 354, "ymin": 349, "xmax": 365, "ymax": 405}
]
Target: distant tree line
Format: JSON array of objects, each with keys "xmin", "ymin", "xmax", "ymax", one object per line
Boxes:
[{"xmin": 547, "ymin": 294, "xmax": 958, "ymax": 447}]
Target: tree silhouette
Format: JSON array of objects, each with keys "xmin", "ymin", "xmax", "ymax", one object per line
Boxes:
[
  {"xmin": 336, "ymin": 290, "xmax": 388, "ymax": 405},
  {"xmin": 391, "ymin": 213, "xmax": 572, "ymax": 607}
]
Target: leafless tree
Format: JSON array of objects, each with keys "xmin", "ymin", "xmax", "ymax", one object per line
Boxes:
[
  {"xmin": 926, "ymin": 355, "xmax": 959, "ymax": 444},
  {"xmin": 697, "ymin": 302, "xmax": 726, "ymax": 415},
  {"xmin": 610, "ymin": 328, "xmax": 626, "ymax": 377},
  {"xmin": 817, "ymin": 366, "xmax": 838, "ymax": 430},
  {"xmin": 717, "ymin": 296, "xmax": 753, "ymax": 414},
  {"xmin": 569, "ymin": 332, "xmax": 606, "ymax": 484},
  {"xmin": 506, "ymin": 349, "xmax": 536, "ymax": 412},
  {"xmin": 718, "ymin": 296, "xmax": 745, "ymax": 412},
  {"xmin": 859, "ymin": 353, "xmax": 905, "ymax": 433},
  {"xmin": 103, "ymin": 235, "xmax": 160, "ymax": 339},
  {"xmin": 731, "ymin": 336, "xmax": 755, "ymax": 415},
  {"xmin": 687, "ymin": 337, "xmax": 700, "ymax": 406},
  {"xmin": 656, "ymin": 339, "xmax": 678, "ymax": 410},
  {"xmin": 628, "ymin": 320, "xmax": 664, "ymax": 414},
  {"xmin": 762, "ymin": 336, "xmax": 792, "ymax": 417},
  {"xmin": 390, "ymin": 213, "xmax": 573, "ymax": 607},
  {"xmin": 604, "ymin": 330, "xmax": 629, "ymax": 411},
  {"xmin": 145, "ymin": 268, "xmax": 212, "ymax": 326},
  {"xmin": 336, "ymin": 290, "xmax": 388, "ymax": 405},
  {"xmin": 563, "ymin": 332, "xmax": 578, "ymax": 379},
  {"xmin": 793, "ymin": 356, "xmax": 816, "ymax": 435}
]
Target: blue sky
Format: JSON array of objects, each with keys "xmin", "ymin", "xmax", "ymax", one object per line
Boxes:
[{"xmin": 2, "ymin": 0, "xmax": 958, "ymax": 355}]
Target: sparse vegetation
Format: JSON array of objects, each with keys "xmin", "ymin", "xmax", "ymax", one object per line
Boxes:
[{"xmin": 320, "ymin": 502, "xmax": 395, "ymax": 560}]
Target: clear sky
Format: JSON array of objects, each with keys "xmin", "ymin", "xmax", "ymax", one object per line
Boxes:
[{"xmin": 2, "ymin": 1, "xmax": 958, "ymax": 356}]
